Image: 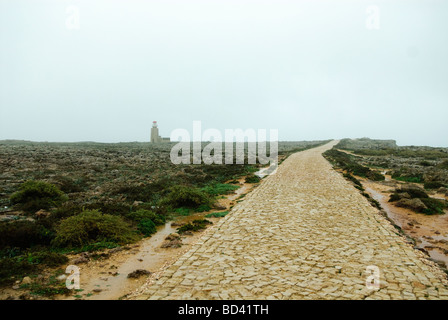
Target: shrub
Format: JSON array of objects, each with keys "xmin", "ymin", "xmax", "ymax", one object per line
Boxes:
[
  {"xmin": 245, "ymin": 175, "xmax": 261, "ymax": 183},
  {"xmin": 196, "ymin": 204, "xmax": 212, "ymax": 212},
  {"xmin": 52, "ymin": 210, "xmax": 139, "ymax": 248},
  {"xmin": 200, "ymin": 183, "xmax": 239, "ymax": 196},
  {"xmin": 205, "ymin": 211, "xmax": 229, "ymax": 218},
  {"xmin": 0, "ymin": 220, "xmax": 53, "ymax": 250},
  {"xmin": 420, "ymin": 198, "xmax": 447, "ymax": 215},
  {"xmin": 424, "ymin": 181, "xmax": 446, "ymax": 190},
  {"xmin": 84, "ymin": 201, "xmax": 131, "ymax": 216},
  {"xmin": 0, "ymin": 257, "xmax": 36, "ymax": 285},
  {"xmin": 138, "ymin": 219, "xmax": 157, "ymax": 237},
  {"xmin": 399, "ymin": 187, "xmax": 429, "ymax": 199},
  {"xmin": 177, "ymin": 219, "xmax": 212, "ymax": 234},
  {"xmin": 25, "ymin": 251, "xmax": 68, "ymax": 267},
  {"xmin": 159, "ymin": 185, "xmax": 211, "ymax": 209},
  {"xmin": 127, "ymin": 209, "xmax": 165, "ymax": 226},
  {"xmin": 366, "ymin": 171, "xmax": 385, "ymax": 181},
  {"xmin": 343, "ymin": 173, "xmax": 363, "ymax": 188},
  {"xmin": 438, "ymin": 160, "xmax": 448, "ymax": 170},
  {"xmin": 174, "ymin": 207, "xmax": 193, "ymax": 216},
  {"xmin": 323, "ymin": 149, "xmax": 384, "ymax": 181},
  {"xmin": 394, "ymin": 176, "xmax": 422, "ymax": 183},
  {"xmin": 51, "ymin": 176, "xmax": 87, "ymax": 193},
  {"xmin": 10, "ymin": 180, "xmax": 67, "ymax": 213}
]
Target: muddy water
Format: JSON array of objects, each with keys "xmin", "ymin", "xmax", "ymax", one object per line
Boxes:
[
  {"xmin": 62, "ymin": 221, "xmax": 185, "ymax": 300},
  {"xmin": 364, "ymin": 182, "xmax": 448, "ymax": 269},
  {"xmin": 60, "ymin": 181, "xmax": 256, "ymax": 300}
]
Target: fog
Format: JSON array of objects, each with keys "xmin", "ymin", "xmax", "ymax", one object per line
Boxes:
[{"xmin": 1, "ymin": 0, "xmax": 447, "ymax": 146}]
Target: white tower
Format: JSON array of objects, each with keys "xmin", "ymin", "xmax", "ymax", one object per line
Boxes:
[{"xmin": 150, "ymin": 121, "xmax": 160, "ymax": 143}]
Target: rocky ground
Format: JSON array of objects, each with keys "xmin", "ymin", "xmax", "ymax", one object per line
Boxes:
[{"xmin": 0, "ymin": 139, "xmax": 328, "ymax": 300}]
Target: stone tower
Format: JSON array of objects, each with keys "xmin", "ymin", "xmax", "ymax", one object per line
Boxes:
[
  {"xmin": 151, "ymin": 121, "xmax": 160, "ymax": 143},
  {"xmin": 150, "ymin": 121, "xmax": 170, "ymax": 143}
]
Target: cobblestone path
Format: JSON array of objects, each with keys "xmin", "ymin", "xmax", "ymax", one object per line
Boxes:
[{"xmin": 134, "ymin": 141, "xmax": 448, "ymax": 300}]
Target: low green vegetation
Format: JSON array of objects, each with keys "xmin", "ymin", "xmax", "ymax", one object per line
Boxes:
[
  {"xmin": 245, "ymin": 174, "xmax": 261, "ymax": 183},
  {"xmin": 438, "ymin": 160, "xmax": 448, "ymax": 169},
  {"xmin": 137, "ymin": 219, "xmax": 157, "ymax": 237},
  {"xmin": 388, "ymin": 186, "xmax": 447, "ymax": 215},
  {"xmin": 200, "ymin": 183, "xmax": 239, "ymax": 196},
  {"xmin": 159, "ymin": 185, "xmax": 212, "ymax": 210},
  {"xmin": 10, "ymin": 180, "xmax": 68, "ymax": 213},
  {"xmin": 323, "ymin": 149, "xmax": 385, "ymax": 181},
  {"xmin": 424, "ymin": 181, "xmax": 446, "ymax": 190},
  {"xmin": 51, "ymin": 210, "xmax": 140, "ymax": 248},
  {"xmin": 177, "ymin": 219, "xmax": 212, "ymax": 234},
  {"xmin": 205, "ymin": 211, "xmax": 229, "ymax": 218},
  {"xmin": 0, "ymin": 140, "xmax": 329, "ymax": 293}
]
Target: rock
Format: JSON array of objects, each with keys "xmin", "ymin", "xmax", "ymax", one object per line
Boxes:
[
  {"xmin": 73, "ymin": 252, "xmax": 90, "ymax": 264},
  {"xmin": 395, "ymin": 198, "xmax": 428, "ymax": 212},
  {"xmin": 171, "ymin": 222, "xmax": 184, "ymax": 227},
  {"xmin": 21, "ymin": 276, "xmax": 32, "ymax": 285},
  {"xmin": 161, "ymin": 239, "xmax": 182, "ymax": 248},
  {"xmin": 12, "ymin": 285, "xmax": 20, "ymax": 290},
  {"xmin": 57, "ymin": 274, "xmax": 67, "ymax": 281},
  {"xmin": 398, "ymin": 185, "xmax": 429, "ymax": 199},
  {"xmin": 73, "ymin": 256, "xmax": 89, "ymax": 264},
  {"xmin": 165, "ymin": 233, "xmax": 180, "ymax": 241},
  {"xmin": 127, "ymin": 269, "xmax": 151, "ymax": 279},
  {"xmin": 109, "ymin": 247, "xmax": 124, "ymax": 254},
  {"xmin": 35, "ymin": 209, "xmax": 50, "ymax": 219},
  {"xmin": 213, "ymin": 203, "xmax": 227, "ymax": 210},
  {"xmin": 400, "ymin": 192, "xmax": 412, "ymax": 200},
  {"xmin": 93, "ymin": 288, "xmax": 102, "ymax": 293},
  {"xmin": 437, "ymin": 187, "xmax": 447, "ymax": 194}
]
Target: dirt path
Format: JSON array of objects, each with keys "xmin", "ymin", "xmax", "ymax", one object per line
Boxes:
[{"xmin": 129, "ymin": 141, "xmax": 448, "ymax": 300}]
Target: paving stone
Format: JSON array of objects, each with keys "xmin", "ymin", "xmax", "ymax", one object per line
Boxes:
[{"xmin": 132, "ymin": 141, "xmax": 448, "ymax": 300}]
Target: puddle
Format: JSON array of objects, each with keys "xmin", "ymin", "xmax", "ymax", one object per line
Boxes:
[
  {"xmin": 364, "ymin": 182, "xmax": 448, "ymax": 269},
  {"xmin": 59, "ymin": 181, "xmax": 257, "ymax": 300}
]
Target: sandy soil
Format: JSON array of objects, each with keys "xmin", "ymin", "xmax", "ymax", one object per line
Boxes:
[{"xmin": 363, "ymin": 178, "xmax": 448, "ymax": 270}]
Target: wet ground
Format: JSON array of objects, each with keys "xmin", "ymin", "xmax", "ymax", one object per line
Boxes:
[
  {"xmin": 59, "ymin": 179, "xmax": 256, "ymax": 300},
  {"xmin": 363, "ymin": 179, "xmax": 448, "ymax": 270}
]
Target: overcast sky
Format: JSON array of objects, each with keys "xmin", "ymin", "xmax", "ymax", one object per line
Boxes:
[{"xmin": 0, "ymin": 0, "xmax": 447, "ymax": 146}]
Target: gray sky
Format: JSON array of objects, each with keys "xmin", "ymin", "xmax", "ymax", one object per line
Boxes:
[{"xmin": 1, "ymin": 0, "xmax": 447, "ymax": 146}]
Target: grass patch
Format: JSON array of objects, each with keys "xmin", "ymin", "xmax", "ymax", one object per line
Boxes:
[
  {"xmin": 200, "ymin": 183, "xmax": 239, "ymax": 196},
  {"xmin": 205, "ymin": 211, "xmax": 229, "ymax": 218},
  {"xmin": 245, "ymin": 174, "xmax": 261, "ymax": 183}
]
